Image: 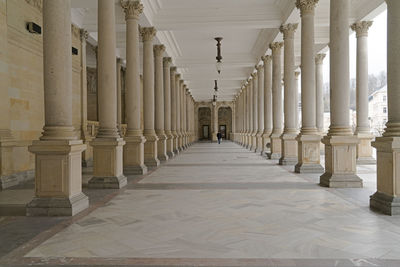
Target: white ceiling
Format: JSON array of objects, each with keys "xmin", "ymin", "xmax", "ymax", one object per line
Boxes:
[{"xmin": 71, "ymin": 0, "xmax": 386, "ymax": 102}]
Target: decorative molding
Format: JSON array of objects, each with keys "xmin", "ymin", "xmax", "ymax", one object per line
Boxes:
[
  {"xmin": 120, "ymin": 0, "xmax": 144, "ymax": 20},
  {"xmin": 153, "ymin": 44, "xmax": 166, "ymax": 57},
  {"xmin": 140, "ymin": 27, "xmax": 156, "ymax": 42},
  {"xmin": 25, "ymin": 0, "xmax": 42, "ymax": 12},
  {"xmin": 350, "ymin": 21, "xmax": 373, "ymax": 38},
  {"xmin": 280, "ymin": 23, "xmax": 298, "ymax": 40},
  {"xmin": 261, "ymin": 55, "xmax": 273, "ymax": 63},
  {"xmin": 315, "ymin": 53, "xmax": 326, "ymax": 65}
]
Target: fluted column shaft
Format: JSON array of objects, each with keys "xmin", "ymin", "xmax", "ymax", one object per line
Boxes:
[
  {"xmin": 263, "ymin": 56, "xmax": 273, "ymax": 136},
  {"xmin": 281, "ymin": 24, "xmax": 298, "ymax": 134},
  {"xmin": 170, "ymin": 68, "xmax": 179, "ymax": 154},
  {"xmin": 164, "ymin": 58, "xmax": 174, "ymax": 158},
  {"xmin": 297, "ymin": 0, "xmax": 318, "ymax": 134},
  {"xmin": 315, "ymin": 54, "xmax": 326, "ymax": 133},
  {"xmin": 295, "ymin": 71, "xmax": 300, "ymax": 129}
]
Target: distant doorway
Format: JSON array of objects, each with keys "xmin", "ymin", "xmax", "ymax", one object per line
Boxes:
[
  {"xmin": 202, "ymin": 125, "xmax": 209, "ymax": 139},
  {"xmin": 198, "ymin": 107, "xmax": 211, "ymax": 140},
  {"xmin": 219, "ymin": 125, "xmax": 226, "ymax": 139}
]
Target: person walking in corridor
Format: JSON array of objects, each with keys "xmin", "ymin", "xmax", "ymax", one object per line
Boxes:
[{"xmin": 217, "ymin": 132, "xmax": 222, "ymax": 144}]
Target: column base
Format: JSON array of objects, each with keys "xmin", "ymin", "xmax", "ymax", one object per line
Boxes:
[
  {"xmin": 26, "ymin": 192, "xmax": 89, "ymax": 217},
  {"xmin": 261, "ymin": 133, "xmax": 271, "ymax": 156},
  {"xmin": 157, "ymin": 133, "xmax": 169, "ymax": 162},
  {"xmin": 255, "ymin": 134, "xmax": 263, "ymax": 153},
  {"xmin": 370, "ymin": 191, "xmax": 400, "ymax": 216},
  {"xmin": 28, "ymin": 140, "xmax": 88, "ymax": 216},
  {"xmin": 250, "ymin": 134, "xmax": 257, "ymax": 151},
  {"xmin": 123, "ymin": 135, "xmax": 148, "ymax": 175},
  {"xmin": 279, "ymin": 133, "xmax": 298, "ymax": 166},
  {"xmin": 172, "ymin": 133, "xmax": 180, "ymax": 155},
  {"xmin": 91, "ymin": 137, "xmax": 127, "ymax": 189},
  {"xmin": 356, "ymin": 133, "xmax": 376, "ymax": 165},
  {"xmin": 166, "ymin": 132, "xmax": 175, "ymax": 158},
  {"xmin": 320, "ymin": 135, "xmax": 362, "ymax": 188},
  {"xmin": 295, "ymin": 134, "xmax": 323, "ymax": 173},
  {"xmin": 144, "ymin": 133, "xmax": 160, "ymax": 167},
  {"xmin": 268, "ymin": 133, "xmax": 282, "ymax": 159}
]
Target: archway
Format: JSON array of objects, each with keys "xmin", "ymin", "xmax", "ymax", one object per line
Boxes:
[
  {"xmin": 218, "ymin": 107, "xmax": 232, "ymax": 140},
  {"xmin": 198, "ymin": 107, "xmax": 211, "ymax": 140}
]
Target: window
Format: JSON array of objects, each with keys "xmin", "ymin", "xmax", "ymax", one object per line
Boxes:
[{"xmin": 383, "ymin": 107, "xmax": 387, "ymax": 113}]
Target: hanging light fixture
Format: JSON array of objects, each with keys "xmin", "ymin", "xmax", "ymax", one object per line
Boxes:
[{"xmin": 215, "ymin": 37, "xmax": 223, "ymax": 74}]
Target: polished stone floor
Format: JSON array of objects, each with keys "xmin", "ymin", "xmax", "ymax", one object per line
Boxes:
[{"xmin": 1, "ymin": 141, "xmax": 400, "ymax": 267}]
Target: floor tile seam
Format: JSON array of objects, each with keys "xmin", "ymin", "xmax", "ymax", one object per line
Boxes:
[
  {"xmin": 6, "ymin": 256, "xmax": 400, "ymax": 266},
  {"xmin": 0, "ymin": 147, "xmax": 192, "ymax": 264}
]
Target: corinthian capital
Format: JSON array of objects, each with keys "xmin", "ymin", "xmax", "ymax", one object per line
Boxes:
[
  {"xmin": 315, "ymin": 53, "xmax": 326, "ymax": 65},
  {"xmin": 296, "ymin": 0, "xmax": 319, "ymax": 15},
  {"xmin": 280, "ymin": 23, "xmax": 298, "ymax": 39},
  {"xmin": 80, "ymin": 29, "xmax": 89, "ymax": 41},
  {"xmin": 163, "ymin": 57, "xmax": 172, "ymax": 65},
  {"xmin": 269, "ymin": 42, "xmax": 284, "ymax": 53},
  {"xmin": 170, "ymin": 66, "xmax": 177, "ymax": 73},
  {"xmin": 261, "ymin": 55, "xmax": 272, "ymax": 63},
  {"xmin": 351, "ymin": 21, "xmax": 373, "ymax": 38},
  {"xmin": 140, "ymin": 27, "xmax": 156, "ymax": 42},
  {"xmin": 120, "ymin": 0, "xmax": 143, "ymax": 20},
  {"xmin": 153, "ymin": 44, "xmax": 166, "ymax": 57}
]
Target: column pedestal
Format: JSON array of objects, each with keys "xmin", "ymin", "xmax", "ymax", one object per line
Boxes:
[
  {"xmin": 123, "ymin": 135, "xmax": 147, "ymax": 175},
  {"xmin": 157, "ymin": 131, "xmax": 169, "ymax": 162},
  {"xmin": 356, "ymin": 133, "xmax": 376, "ymax": 164},
  {"xmin": 268, "ymin": 133, "xmax": 281, "ymax": 159},
  {"xmin": 370, "ymin": 137, "xmax": 400, "ymax": 215},
  {"xmin": 279, "ymin": 134, "xmax": 298, "ymax": 165},
  {"xmin": 319, "ymin": 135, "xmax": 362, "ymax": 188},
  {"xmin": 81, "ymin": 133, "xmax": 93, "ymax": 167},
  {"xmin": 173, "ymin": 132, "xmax": 179, "ymax": 155},
  {"xmin": 295, "ymin": 134, "xmax": 324, "ymax": 173},
  {"xmin": 256, "ymin": 133, "xmax": 263, "ymax": 153},
  {"xmin": 144, "ymin": 131, "xmax": 160, "ymax": 167},
  {"xmin": 261, "ymin": 133, "xmax": 271, "ymax": 156},
  {"xmin": 27, "ymin": 140, "xmax": 89, "ymax": 216},
  {"xmin": 89, "ymin": 138, "xmax": 127, "ymax": 189},
  {"xmin": 166, "ymin": 130, "xmax": 175, "ymax": 158},
  {"xmin": 251, "ymin": 133, "xmax": 257, "ymax": 151}
]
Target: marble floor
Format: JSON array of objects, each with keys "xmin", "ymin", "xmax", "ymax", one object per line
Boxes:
[{"xmin": 1, "ymin": 141, "xmax": 400, "ymax": 267}]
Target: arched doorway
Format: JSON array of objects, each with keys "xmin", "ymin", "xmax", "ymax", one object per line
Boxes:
[
  {"xmin": 218, "ymin": 107, "xmax": 232, "ymax": 140},
  {"xmin": 198, "ymin": 107, "xmax": 211, "ymax": 140}
]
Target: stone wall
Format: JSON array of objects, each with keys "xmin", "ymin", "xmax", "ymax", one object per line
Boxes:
[
  {"xmin": 198, "ymin": 107, "xmax": 211, "ymax": 140},
  {"xmin": 0, "ymin": 0, "xmax": 85, "ymax": 189}
]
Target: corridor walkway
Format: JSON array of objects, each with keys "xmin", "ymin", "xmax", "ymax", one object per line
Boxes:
[{"xmin": 2, "ymin": 142, "xmax": 400, "ymax": 266}]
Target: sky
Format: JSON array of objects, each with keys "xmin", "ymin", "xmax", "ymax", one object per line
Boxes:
[{"xmin": 322, "ymin": 10, "xmax": 387, "ymax": 83}]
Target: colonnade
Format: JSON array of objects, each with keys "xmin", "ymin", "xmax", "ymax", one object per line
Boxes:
[
  {"xmin": 234, "ymin": 0, "xmax": 400, "ymax": 215},
  {"xmin": 27, "ymin": 0, "xmax": 195, "ymax": 216}
]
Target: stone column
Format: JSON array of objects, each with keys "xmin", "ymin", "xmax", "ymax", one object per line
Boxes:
[
  {"xmin": 370, "ymin": 0, "xmax": 400, "ymax": 214},
  {"xmin": 80, "ymin": 29, "xmax": 94, "ymax": 168},
  {"xmin": 256, "ymin": 66, "xmax": 264, "ymax": 152},
  {"xmin": 27, "ymin": 0, "xmax": 89, "ymax": 216},
  {"xmin": 241, "ymin": 86, "xmax": 247, "ymax": 146},
  {"xmin": 268, "ymin": 42, "xmax": 283, "ymax": 159},
  {"xmin": 262, "ymin": 56, "xmax": 273, "ymax": 156},
  {"xmin": 176, "ymin": 74, "xmax": 182, "ymax": 149},
  {"xmin": 183, "ymin": 85, "xmax": 188, "ymax": 148},
  {"xmin": 90, "ymin": 0, "xmax": 127, "ymax": 189},
  {"xmin": 279, "ymin": 24, "xmax": 299, "ymax": 165},
  {"xmin": 247, "ymin": 78, "xmax": 254, "ymax": 149},
  {"xmin": 315, "ymin": 54, "xmax": 325, "ymax": 134},
  {"xmin": 141, "ymin": 27, "xmax": 160, "ymax": 167},
  {"xmin": 116, "ymin": 58, "xmax": 122, "ymax": 133},
  {"xmin": 164, "ymin": 58, "xmax": 174, "ymax": 158},
  {"xmin": 320, "ymin": 0, "xmax": 362, "ymax": 187},
  {"xmin": 121, "ymin": 0, "xmax": 147, "ymax": 175},
  {"xmin": 251, "ymin": 72, "xmax": 258, "ymax": 151},
  {"xmin": 179, "ymin": 80, "xmax": 186, "ymax": 148},
  {"xmin": 212, "ymin": 103, "xmax": 218, "ymax": 142},
  {"xmin": 351, "ymin": 21, "xmax": 376, "ymax": 164},
  {"xmin": 170, "ymin": 67, "xmax": 179, "ymax": 154},
  {"xmin": 294, "ymin": 0, "xmax": 324, "ymax": 173},
  {"xmin": 186, "ymin": 89, "xmax": 190, "ymax": 145},
  {"xmin": 232, "ymin": 99, "xmax": 237, "ymax": 141},
  {"xmin": 295, "ymin": 71, "xmax": 300, "ymax": 129},
  {"xmin": 154, "ymin": 45, "xmax": 168, "ymax": 162}
]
